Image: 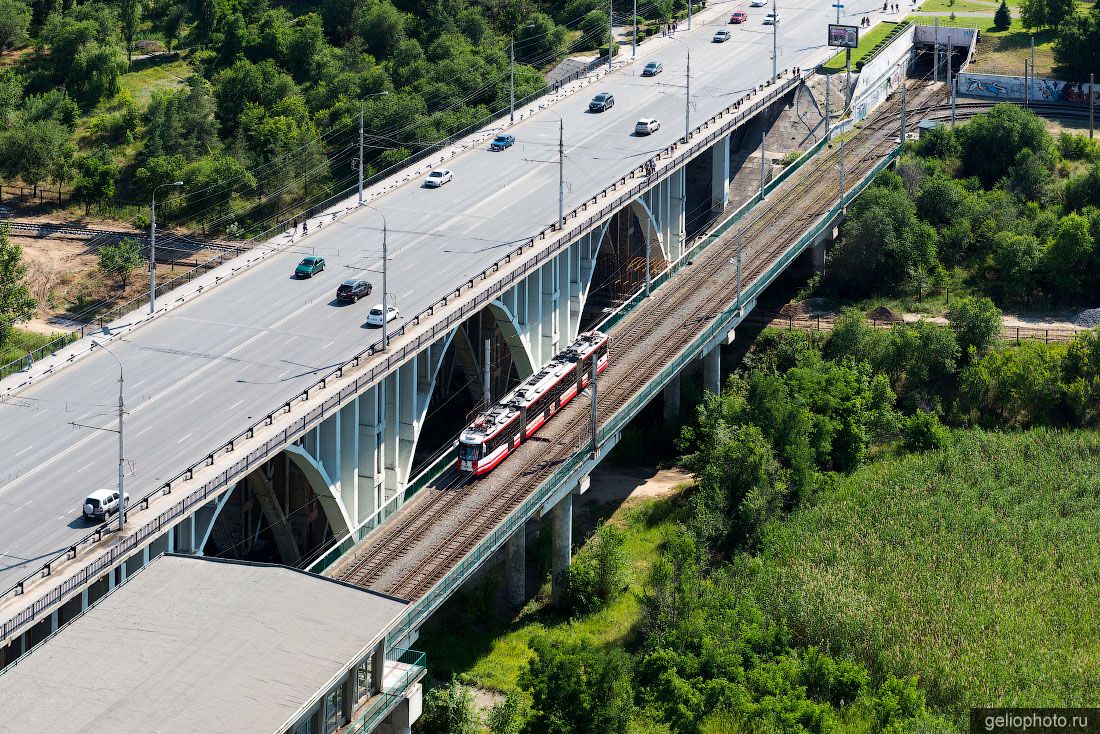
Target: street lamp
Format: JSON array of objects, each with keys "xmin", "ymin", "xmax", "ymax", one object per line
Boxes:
[
  {"xmin": 149, "ymin": 181, "xmax": 183, "ymax": 314},
  {"xmin": 361, "ymin": 203, "xmax": 390, "ymax": 351},
  {"xmin": 665, "ymin": 36, "xmax": 693, "ymax": 143},
  {"xmin": 540, "ymin": 108, "xmax": 567, "ymax": 231},
  {"xmin": 91, "ymin": 340, "xmax": 126, "ymax": 532},
  {"xmin": 358, "ymin": 90, "xmax": 391, "ymax": 206}
]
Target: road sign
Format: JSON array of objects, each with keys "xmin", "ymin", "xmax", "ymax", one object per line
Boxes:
[{"xmin": 828, "ymin": 23, "xmax": 859, "ymax": 48}]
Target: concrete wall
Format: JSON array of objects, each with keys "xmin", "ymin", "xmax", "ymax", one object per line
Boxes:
[
  {"xmin": 849, "ymin": 24, "xmax": 915, "ymax": 123},
  {"xmin": 958, "ymin": 73, "xmax": 1097, "ymax": 104},
  {"xmin": 913, "ymin": 25, "xmax": 976, "ymax": 47}
]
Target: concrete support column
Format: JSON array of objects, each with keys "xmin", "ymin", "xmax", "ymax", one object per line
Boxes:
[
  {"xmin": 505, "ymin": 524, "xmax": 526, "ymax": 606},
  {"xmin": 812, "ymin": 241, "xmax": 827, "ymax": 274},
  {"xmin": 703, "ymin": 346, "xmax": 721, "ymax": 395},
  {"xmin": 341, "ymin": 674, "xmax": 355, "ymax": 724},
  {"xmin": 371, "ymin": 642, "xmax": 386, "ymax": 693},
  {"xmin": 711, "ymin": 134, "xmax": 731, "ymax": 213},
  {"xmin": 551, "ymin": 493, "xmax": 572, "ymax": 607},
  {"xmin": 663, "ymin": 372, "xmax": 681, "ymax": 423}
]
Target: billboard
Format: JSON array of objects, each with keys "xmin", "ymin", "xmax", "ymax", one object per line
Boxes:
[{"xmin": 828, "ymin": 24, "xmax": 859, "ymax": 48}]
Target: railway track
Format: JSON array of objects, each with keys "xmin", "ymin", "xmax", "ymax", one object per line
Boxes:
[{"xmin": 328, "ymin": 80, "xmax": 1058, "ymax": 602}]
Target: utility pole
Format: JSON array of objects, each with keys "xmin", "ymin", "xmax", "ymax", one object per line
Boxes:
[
  {"xmin": 1090, "ymin": 73, "xmax": 1095, "ymax": 139},
  {"xmin": 684, "ymin": 47, "xmax": 691, "ymax": 143},
  {"xmin": 149, "ymin": 181, "xmax": 182, "ymax": 314},
  {"xmin": 825, "ymin": 74, "xmax": 831, "ymax": 136},
  {"xmin": 838, "ymin": 132, "xmax": 846, "ymax": 210},
  {"xmin": 632, "ymin": 0, "xmax": 637, "ymax": 57},
  {"xmin": 364, "ymin": 204, "xmax": 390, "ymax": 351},
  {"xmin": 951, "ymin": 74, "xmax": 957, "ymax": 125},
  {"xmin": 1030, "ymin": 35, "xmax": 1035, "ymax": 91},
  {"xmin": 558, "ymin": 119, "xmax": 565, "ymax": 229},
  {"xmin": 933, "ymin": 18, "xmax": 939, "ymax": 83},
  {"xmin": 688, "ymin": 0, "xmax": 693, "ymax": 29},
  {"xmin": 845, "ymin": 47, "xmax": 851, "ymax": 101},
  {"xmin": 608, "ymin": 0, "xmax": 614, "ymax": 70},
  {"xmin": 771, "ymin": 0, "xmax": 778, "ymax": 81},
  {"xmin": 510, "ymin": 35, "xmax": 516, "ymax": 124},
  {"xmin": 1024, "ymin": 59, "xmax": 1029, "ymax": 107},
  {"xmin": 93, "ymin": 341, "xmax": 126, "ymax": 532},
  {"xmin": 483, "ymin": 338, "xmax": 491, "ymax": 407},
  {"xmin": 759, "ymin": 129, "xmax": 766, "ymax": 201},
  {"xmin": 589, "ymin": 353, "xmax": 598, "ymax": 457},
  {"xmin": 901, "ymin": 80, "xmax": 907, "ymax": 142},
  {"xmin": 358, "ymin": 104, "xmax": 365, "ymax": 204},
  {"xmin": 736, "ymin": 229, "xmax": 742, "ymax": 308}
]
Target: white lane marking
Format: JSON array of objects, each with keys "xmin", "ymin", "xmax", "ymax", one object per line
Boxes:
[
  {"xmin": 228, "ymin": 400, "xmax": 244, "ymax": 410},
  {"xmin": 176, "ymin": 433, "xmax": 193, "ymax": 444},
  {"xmin": 77, "ymin": 461, "xmax": 95, "ymax": 472}
]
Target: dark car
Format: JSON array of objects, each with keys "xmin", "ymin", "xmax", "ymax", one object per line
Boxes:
[
  {"xmin": 490, "ymin": 133, "xmax": 515, "ymax": 150},
  {"xmin": 295, "ymin": 255, "xmax": 325, "ymax": 278},
  {"xmin": 589, "ymin": 92, "xmax": 615, "ymax": 112},
  {"xmin": 642, "ymin": 61, "xmax": 663, "ymax": 76},
  {"xmin": 337, "ymin": 278, "xmax": 372, "ymax": 303}
]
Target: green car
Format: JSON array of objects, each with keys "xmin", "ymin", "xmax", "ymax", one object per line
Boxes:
[{"xmin": 295, "ymin": 255, "xmax": 325, "ymax": 278}]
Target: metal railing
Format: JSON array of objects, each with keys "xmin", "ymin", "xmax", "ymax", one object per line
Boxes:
[
  {"xmin": 0, "ymin": 72, "xmax": 801, "ymax": 643},
  {"xmin": 385, "ymin": 136, "xmax": 904, "ymax": 646},
  {"xmin": 343, "ymin": 648, "xmax": 426, "ymax": 734}
]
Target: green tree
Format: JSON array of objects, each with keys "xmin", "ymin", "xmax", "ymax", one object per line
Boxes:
[
  {"xmin": 143, "ymin": 76, "xmax": 219, "ymax": 162},
  {"xmin": 486, "ymin": 691, "xmax": 526, "ymax": 734},
  {"xmin": 948, "ymin": 296, "xmax": 1003, "ymax": 358},
  {"xmin": 357, "ymin": 0, "xmax": 406, "ymax": 58},
  {"xmin": 515, "ymin": 12, "xmax": 565, "ymax": 64},
  {"xmin": 994, "ymin": 0, "xmax": 1012, "ymax": 30},
  {"xmin": 1021, "ymin": 0, "xmax": 1046, "ymax": 28},
  {"xmin": 0, "ymin": 224, "xmax": 37, "ymax": 349},
  {"xmin": 992, "ymin": 231, "xmax": 1043, "ymax": 304},
  {"xmin": 72, "ymin": 147, "xmax": 118, "ymax": 214},
  {"xmin": 562, "ymin": 521, "xmax": 628, "ymax": 615},
  {"xmin": 416, "ymin": 679, "xmax": 479, "ymax": 734},
  {"xmin": 0, "ymin": 119, "xmax": 69, "ymax": 197},
  {"xmin": 959, "ymin": 104, "xmax": 1052, "ymax": 186},
  {"xmin": 1065, "ymin": 162, "xmax": 1100, "ymax": 211},
  {"xmin": 902, "ymin": 410, "xmax": 951, "ymax": 451},
  {"xmin": 99, "ymin": 237, "xmax": 143, "ymax": 291},
  {"xmin": 578, "ymin": 10, "xmax": 610, "ymax": 52},
  {"xmin": 118, "ymin": 0, "xmax": 141, "ymax": 64},
  {"xmin": 0, "ymin": 0, "xmax": 31, "ymax": 56},
  {"xmin": 1044, "ymin": 213, "xmax": 1095, "ymax": 299},
  {"xmin": 69, "ymin": 41, "xmax": 127, "ymax": 105},
  {"xmin": 520, "ymin": 638, "xmax": 633, "ymax": 734},
  {"xmin": 1054, "ymin": 8, "xmax": 1100, "ymax": 80}
]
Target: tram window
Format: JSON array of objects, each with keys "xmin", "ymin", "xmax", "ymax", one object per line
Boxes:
[{"xmin": 459, "ymin": 443, "xmax": 482, "ymax": 461}]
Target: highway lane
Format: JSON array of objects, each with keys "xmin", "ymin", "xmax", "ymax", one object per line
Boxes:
[{"xmin": 0, "ymin": 0, "xmax": 885, "ymax": 591}]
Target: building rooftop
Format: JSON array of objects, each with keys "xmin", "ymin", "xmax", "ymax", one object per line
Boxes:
[{"xmin": 0, "ymin": 555, "xmax": 407, "ymax": 734}]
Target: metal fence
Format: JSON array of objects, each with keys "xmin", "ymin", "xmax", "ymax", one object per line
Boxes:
[
  {"xmin": 344, "ymin": 648, "xmax": 426, "ymax": 734},
  {"xmin": 0, "ymin": 72, "xmax": 801, "ymax": 643}
]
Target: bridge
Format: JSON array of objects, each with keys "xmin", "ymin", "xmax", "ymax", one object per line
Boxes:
[{"xmin": 0, "ymin": 2, "xmax": 1023, "ymax": 730}]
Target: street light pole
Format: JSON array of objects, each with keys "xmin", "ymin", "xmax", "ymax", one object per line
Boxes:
[
  {"xmin": 772, "ymin": 0, "xmax": 778, "ymax": 81},
  {"xmin": 685, "ymin": 47, "xmax": 691, "ymax": 143},
  {"xmin": 357, "ymin": 91, "xmax": 390, "ymax": 207},
  {"xmin": 510, "ymin": 35, "xmax": 516, "ymax": 123},
  {"xmin": 149, "ymin": 181, "xmax": 182, "ymax": 314},
  {"xmin": 92, "ymin": 341, "xmax": 126, "ymax": 532},
  {"xmin": 608, "ymin": 0, "xmax": 614, "ymax": 70},
  {"xmin": 363, "ymin": 204, "xmax": 389, "ymax": 350},
  {"xmin": 632, "ymin": 0, "xmax": 637, "ymax": 57}
]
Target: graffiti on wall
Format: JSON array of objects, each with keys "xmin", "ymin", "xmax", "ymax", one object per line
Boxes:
[{"xmin": 959, "ymin": 73, "xmax": 1097, "ymax": 105}]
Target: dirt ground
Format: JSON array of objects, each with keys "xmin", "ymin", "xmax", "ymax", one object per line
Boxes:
[{"xmin": 13, "ymin": 233, "xmax": 102, "ymax": 330}]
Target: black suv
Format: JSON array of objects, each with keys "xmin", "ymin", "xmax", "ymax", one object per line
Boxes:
[
  {"xmin": 589, "ymin": 92, "xmax": 615, "ymax": 112},
  {"xmin": 337, "ymin": 278, "xmax": 372, "ymax": 303}
]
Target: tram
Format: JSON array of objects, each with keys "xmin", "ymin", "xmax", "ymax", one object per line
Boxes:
[{"xmin": 457, "ymin": 330, "xmax": 610, "ymax": 475}]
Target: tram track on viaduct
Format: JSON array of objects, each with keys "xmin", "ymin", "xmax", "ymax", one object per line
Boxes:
[{"xmin": 327, "ymin": 81, "xmax": 1020, "ymax": 602}]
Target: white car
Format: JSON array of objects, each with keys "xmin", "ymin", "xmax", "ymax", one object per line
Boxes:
[
  {"xmin": 750, "ymin": 0, "xmax": 766, "ymax": 6},
  {"xmin": 713, "ymin": 29, "xmax": 732, "ymax": 42},
  {"xmin": 424, "ymin": 169, "xmax": 453, "ymax": 187},
  {"xmin": 367, "ymin": 305, "xmax": 400, "ymax": 326},
  {"xmin": 83, "ymin": 488, "xmax": 129, "ymax": 522},
  {"xmin": 764, "ymin": 11, "xmax": 780, "ymax": 23},
  {"xmin": 635, "ymin": 118, "xmax": 661, "ymax": 135}
]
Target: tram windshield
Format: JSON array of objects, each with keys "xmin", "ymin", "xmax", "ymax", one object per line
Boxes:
[{"xmin": 458, "ymin": 443, "xmax": 482, "ymax": 461}]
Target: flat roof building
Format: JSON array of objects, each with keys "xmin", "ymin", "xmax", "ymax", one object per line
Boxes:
[{"xmin": 0, "ymin": 555, "xmax": 424, "ymax": 734}]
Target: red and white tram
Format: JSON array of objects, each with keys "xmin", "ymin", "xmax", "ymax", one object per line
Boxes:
[{"xmin": 457, "ymin": 330, "xmax": 610, "ymax": 475}]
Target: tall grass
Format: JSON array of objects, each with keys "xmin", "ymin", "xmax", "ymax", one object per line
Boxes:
[{"xmin": 747, "ymin": 428, "xmax": 1100, "ymax": 715}]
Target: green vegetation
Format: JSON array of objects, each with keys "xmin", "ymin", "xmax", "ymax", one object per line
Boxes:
[
  {"xmin": 750, "ymin": 428, "xmax": 1100, "ymax": 711},
  {"xmin": 821, "ymin": 21, "xmax": 902, "ymax": 73},
  {"xmin": 821, "ymin": 105, "xmax": 1100, "ymax": 311},
  {"xmin": 0, "ymin": 0, "xmax": 697, "ymax": 239},
  {"xmin": 0, "ymin": 327, "xmax": 65, "ymax": 366},
  {"xmin": 0, "ymin": 223, "xmax": 36, "ymax": 349}
]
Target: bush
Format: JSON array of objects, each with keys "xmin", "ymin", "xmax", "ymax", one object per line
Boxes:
[
  {"xmin": 415, "ymin": 679, "xmax": 479, "ymax": 734},
  {"xmin": 98, "ymin": 237, "xmax": 143, "ymax": 291},
  {"xmin": 561, "ymin": 522, "xmax": 627, "ymax": 615},
  {"xmin": 902, "ymin": 410, "xmax": 950, "ymax": 451}
]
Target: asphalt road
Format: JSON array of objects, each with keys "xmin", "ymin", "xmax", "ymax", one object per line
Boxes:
[{"xmin": 0, "ymin": 0, "xmax": 885, "ymax": 592}]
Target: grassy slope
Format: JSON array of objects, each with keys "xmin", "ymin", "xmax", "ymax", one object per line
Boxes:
[
  {"xmin": 120, "ymin": 58, "xmax": 191, "ymax": 109},
  {"xmin": 415, "ymin": 491, "xmax": 685, "ymax": 693},
  {"xmin": 748, "ymin": 428, "xmax": 1100, "ymax": 714},
  {"xmin": 0, "ymin": 328, "xmax": 68, "ymax": 367}
]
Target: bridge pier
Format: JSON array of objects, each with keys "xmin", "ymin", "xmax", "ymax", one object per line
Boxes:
[
  {"xmin": 551, "ymin": 493, "xmax": 572, "ymax": 607},
  {"xmin": 663, "ymin": 373, "xmax": 681, "ymax": 423},
  {"xmin": 711, "ymin": 134, "xmax": 731, "ymax": 214},
  {"xmin": 505, "ymin": 524, "xmax": 526, "ymax": 607},
  {"xmin": 703, "ymin": 346, "xmax": 721, "ymax": 394}
]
